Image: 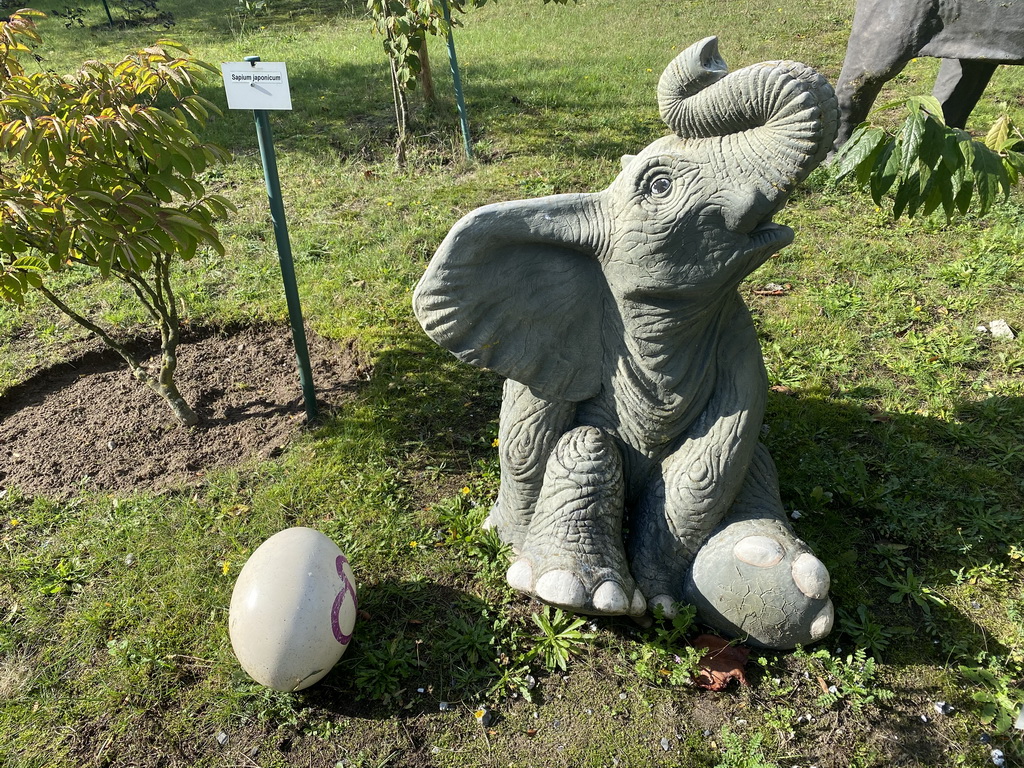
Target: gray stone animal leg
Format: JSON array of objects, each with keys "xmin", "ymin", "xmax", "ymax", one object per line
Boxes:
[
  {"xmin": 485, "ymin": 379, "xmax": 576, "ymax": 550},
  {"xmin": 506, "ymin": 425, "xmax": 646, "ymax": 616},
  {"xmin": 933, "ymin": 59, "xmax": 998, "ymax": 128},
  {"xmin": 683, "ymin": 442, "xmax": 834, "ymax": 649},
  {"xmin": 835, "ymin": 52, "xmax": 912, "ymax": 146},
  {"xmin": 834, "ymin": 0, "xmax": 926, "ymax": 148}
]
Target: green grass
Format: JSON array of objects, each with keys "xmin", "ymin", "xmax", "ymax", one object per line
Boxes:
[{"xmin": 2, "ymin": 0, "xmax": 1024, "ymax": 765}]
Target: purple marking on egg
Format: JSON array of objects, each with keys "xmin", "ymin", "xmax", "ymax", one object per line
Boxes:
[{"xmin": 331, "ymin": 554, "xmax": 357, "ymax": 644}]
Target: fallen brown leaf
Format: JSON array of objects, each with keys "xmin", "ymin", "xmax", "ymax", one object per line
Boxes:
[{"xmin": 692, "ymin": 634, "xmax": 750, "ymax": 690}]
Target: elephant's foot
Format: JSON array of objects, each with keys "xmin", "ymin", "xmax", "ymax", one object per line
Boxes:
[
  {"xmin": 506, "ymin": 426, "xmax": 646, "ymax": 617},
  {"xmin": 683, "ymin": 511, "xmax": 833, "ymax": 649}
]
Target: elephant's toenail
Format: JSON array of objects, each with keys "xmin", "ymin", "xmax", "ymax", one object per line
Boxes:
[
  {"xmin": 649, "ymin": 594, "xmax": 676, "ymax": 618},
  {"xmin": 535, "ymin": 570, "xmax": 587, "ymax": 607},
  {"xmin": 592, "ymin": 581, "xmax": 629, "ymax": 614},
  {"xmin": 810, "ymin": 599, "xmax": 835, "ymax": 640},
  {"xmin": 733, "ymin": 535, "xmax": 785, "ymax": 567},
  {"xmin": 630, "ymin": 589, "xmax": 647, "ymax": 616},
  {"xmin": 506, "ymin": 559, "xmax": 534, "ymax": 592},
  {"xmin": 791, "ymin": 553, "xmax": 830, "ymax": 599}
]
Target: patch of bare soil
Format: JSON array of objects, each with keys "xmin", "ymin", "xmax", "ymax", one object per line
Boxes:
[{"xmin": 0, "ymin": 326, "xmax": 367, "ymax": 498}]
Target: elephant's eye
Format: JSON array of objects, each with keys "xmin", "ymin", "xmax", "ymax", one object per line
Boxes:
[{"xmin": 649, "ymin": 176, "xmax": 672, "ymax": 197}]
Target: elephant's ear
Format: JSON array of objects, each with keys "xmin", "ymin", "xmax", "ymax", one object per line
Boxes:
[{"xmin": 413, "ymin": 197, "xmax": 607, "ymax": 402}]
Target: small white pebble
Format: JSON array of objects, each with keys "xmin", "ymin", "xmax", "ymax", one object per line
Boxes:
[{"xmin": 989, "ymin": 319, "xmax": 1015, "ymax": 339}]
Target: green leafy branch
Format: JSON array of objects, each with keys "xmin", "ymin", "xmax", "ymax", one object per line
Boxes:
[
  {"xmin": 0, "ymin": 12, "xmax": 235, "ymax": 426},
  {"xmin": 833, "ymin": 96, "xmax": 1024, "ymax": 221}
]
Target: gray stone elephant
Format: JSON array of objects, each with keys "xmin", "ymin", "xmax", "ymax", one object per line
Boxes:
[
  {"xmin": 836, "ymin": 0, "xmax": 1024, "ymax": 146},
  {"xmin": 414, "ymin": 38, "xmax": 837, "ymax": 648}
]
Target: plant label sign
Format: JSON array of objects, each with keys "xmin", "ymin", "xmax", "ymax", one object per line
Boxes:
[{"xmin": 221, "ymin": 62, "xmax": 292, "ymax": 111}]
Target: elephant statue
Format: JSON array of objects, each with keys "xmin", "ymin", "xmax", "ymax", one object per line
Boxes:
[
  {"xmin": 835, "ymin": 0, "xmax": 1024, "ymax": 147},
  {"xmin": 414, "ymin": 38, "xmax": 838, "ymax": 649}
]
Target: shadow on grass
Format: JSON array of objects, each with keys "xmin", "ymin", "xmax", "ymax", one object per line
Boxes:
[
  {"xmin": 315, "ymin": 329, "xmax": 503, "ymax": 476},
  {"xmin": 766, "ymin": 390, "xmax": 1024, "ymax": 663},
  {"xmin": 289, "ymin": 580, "xmax": 503, "ymax": 719}
]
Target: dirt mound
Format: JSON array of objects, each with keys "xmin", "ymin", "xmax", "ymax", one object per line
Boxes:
[{"xmin": 0, "ymin": 326, "xmax": 366, "ymax": 498}]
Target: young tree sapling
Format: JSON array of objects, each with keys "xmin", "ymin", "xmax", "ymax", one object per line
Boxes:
[{"xmin": 0, "ymin": 11, "xmax": 235, "ymax": 426}]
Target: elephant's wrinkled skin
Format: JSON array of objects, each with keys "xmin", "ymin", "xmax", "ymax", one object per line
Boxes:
[
  {"xmin": 835, "ymin": 0, "xmax": 1024, "ymax": 147},
  {"xmin": 414, "ymin": 38, "xmax": 838, "ymax": 648}
]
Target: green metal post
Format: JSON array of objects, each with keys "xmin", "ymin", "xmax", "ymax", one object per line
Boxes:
[
  {"xmin": 245, "ymin": 55, "xmax": 318, "ymax": 424},
  {"xmin": 442, "ymin": 0, "xmax": 473, "ymax": 161}
]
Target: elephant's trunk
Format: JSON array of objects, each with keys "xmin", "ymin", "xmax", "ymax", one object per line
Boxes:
[{"xmin": 658, "ymin": 37, "xmax": 838, "ymax": 197}]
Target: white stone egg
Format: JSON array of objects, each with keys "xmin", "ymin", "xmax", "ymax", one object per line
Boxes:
[{"xmin": 229, "ymin": 527, "xmax": 357, "ymax": 691}]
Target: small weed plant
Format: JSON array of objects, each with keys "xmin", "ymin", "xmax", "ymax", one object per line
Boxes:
[
  {"xmin": 530, "ymin": 605, "xmax": 592, "ymax": 672},
  {"xmin": 960, "ymin": 664, "xmax": 1024, "ymax": 735},
  {"xmin": 714, "ymin": 725, "xmax": 779, "ymax": 768},
  {"xmin": 351, "ymin": 636, "xmax": 419, "ymax": 706},
  {"xmin": 875, "ymin": 567, "xmax": 947, "ymax": 616},
  {"xmin": 632, "ymin": 603, "xmax": 703, "ymax": 686},
  {"xmin": 485, "ymin": 606, "xmax": 594, "ymax": 700},
  {"xmin": 836, "ymin": 604, "xmax": 904, "ymax": 659},
  {"xmin": 798, "ymin": 647, "xmax": 895, "ymax": 712}
]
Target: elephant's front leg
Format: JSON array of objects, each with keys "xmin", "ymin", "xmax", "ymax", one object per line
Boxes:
[
  {"xmin": 486, "ymin": 379, "xmax": 577, "ymax": 550},
  {"xmin": 506, "ymin": 425, "xmax": 647, "ymax": 616},
  {"xmin": 627, "ymin": 322, "xmax": 766, "ymax": 615}
]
